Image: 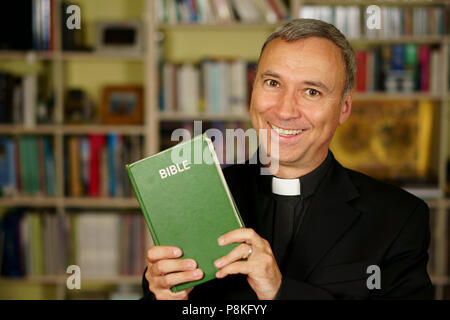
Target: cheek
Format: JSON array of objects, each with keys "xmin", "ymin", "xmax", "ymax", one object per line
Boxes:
[{"xmin": 250, "ymin": 88, "xmax": 277, "ymax": 114}]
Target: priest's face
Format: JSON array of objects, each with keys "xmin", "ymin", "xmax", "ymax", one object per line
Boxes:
[{"xmin": 250, "ymin": 37, "xmax": 352, "ymax": 176}]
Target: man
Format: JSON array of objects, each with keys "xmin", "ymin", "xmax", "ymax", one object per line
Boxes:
[{"xmin": 142, "ymin": 19, "xmax": 433, "ymax": 300}]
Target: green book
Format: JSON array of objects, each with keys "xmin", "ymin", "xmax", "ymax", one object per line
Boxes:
[{"xmin": 126, "ymin": 134, "xmax": 244, "ymax": 293}]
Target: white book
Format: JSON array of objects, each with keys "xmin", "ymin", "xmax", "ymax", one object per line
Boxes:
[
  {"xmin": 212, "ymin": 0, "xmax": 233, "ymax": 22},
  {"xmin": 167, "ymin": 0, "xmax": 178, "ymax": 24},
  {"xmin": 97, "ymin": 214, "xmax": 120, "ymax": 276},
  {"xmin": 318, "ymin": 6, "xmax": 333, "ymax": 24},
  {"xmin": 231, "ymin": 0, "xmax": 262, "ymax": 23},
  {"xmin": 196, "ymin": 0, "xmax": 214, "ymax": 23},
  {"xmin": 335, "ymin": 6, "xmax": 347, "ymax": 36},
  {"xmin": 230, "ymin": 59, "xmax": 247, "ymax": 114},
  {"xmin": 251, "ymin": 0, "xmax": 277, "ymax": 24},
  {"xmin": 154, "ymin": 0, "xmax": 164, "ymax": 23},
  {"xmin": 23, "ymin": 74, "xmax": 37, "ymax": 128},
  {"xmin": 76, "ymin": 213, "xmax": 120, "ymax": 277},
  {"xmin": 346, "ymin": 6, "xmax": 360, "ymax": 39},
  {"xmin": 177, "ymin": 64, "xmax": 200, "ymax": 114},
  {"xmin": 382, "ymin": 6, "xmax": 390, "ymax": 38},
  {"xmin": 299, "ymin": 6, "xmax": 315, "ymax": 20}
]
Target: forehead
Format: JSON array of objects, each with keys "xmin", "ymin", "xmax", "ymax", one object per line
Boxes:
[{"xmin": 259, "ymin": 37, "xmax": 345, "ymax": 84}]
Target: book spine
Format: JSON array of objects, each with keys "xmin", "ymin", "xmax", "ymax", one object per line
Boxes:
[{"xmin": 126, "ymin": 165, "xmax": 160, "ymax": 246}]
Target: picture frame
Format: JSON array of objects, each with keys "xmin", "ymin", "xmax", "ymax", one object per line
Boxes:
[{"xmin": 100, "ymin": 85, "xmax": 143, "ymax": 125}]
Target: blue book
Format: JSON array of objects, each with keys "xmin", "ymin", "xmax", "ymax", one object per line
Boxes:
[
  {"xmin": 43, "ymin": 137, "xmax": 55, "ymax": 196},
  {"xmin": 80, "ymin": 137, "xmax": 90, "ymax": 194},
  {"xmin": 107, "ymin": 134, "xmax": 118, "ymax": 196},
  {"xmin": 391, "ymin": 44, "xmax": 405, "ymax": 72},
  {"xmin": 0, "ymin": 137, "xmax": 8, "ymax": 195},
  {"xmin": 6, "ymin": 138, "xmax": 17, "ymax": 195},
  {"xmin": 185, "ymin": 0, "xmax": 198, "ymax": 22}
]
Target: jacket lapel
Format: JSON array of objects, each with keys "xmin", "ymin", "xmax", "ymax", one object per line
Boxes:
[{"xmin": 284, "ymin": 158, "xmax": 360, "ymax": 281}]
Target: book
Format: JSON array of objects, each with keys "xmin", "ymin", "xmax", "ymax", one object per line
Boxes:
[{"xmin": 126, "ymin": 134, "xmax": 244, "ymax": 292}]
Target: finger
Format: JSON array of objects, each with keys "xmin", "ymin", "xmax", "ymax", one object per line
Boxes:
[
  {"xmin": 157, "ymin": 269, "xmax": 204, "ymax": 289},
  {"xmin": 215, "ymin": 261, "xmax": 249, "ymax": 279},
  {"xmin": 214, "ymin": 243, "xmax": 251, "ymax": 269},
  {"xmin": 156, "ymin": 287, "xmax": 192, "ymax": 300},
  {"xmin": 150, "ymin": 259, "xmax": 197, "ymax": 276},
  {"xmin": 168, "ymin": 287, "xmax": 195, "ymax": 300},
  {"xmin": 218, "ymin": 228, "xmax": 263, "ymax": 247},
  {"xmin": 147, "ymin": 246, "xmax": 182, "ymax": 263}
]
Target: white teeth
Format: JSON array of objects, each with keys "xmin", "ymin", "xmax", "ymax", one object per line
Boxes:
[{"xmin": 271, "ymin": 124, "xmax": 303, "ymax": 136}]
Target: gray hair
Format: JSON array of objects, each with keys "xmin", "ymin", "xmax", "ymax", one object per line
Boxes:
[{"xmin": 259, "ymin": 18, "xmax": 356, "ymax": 97}]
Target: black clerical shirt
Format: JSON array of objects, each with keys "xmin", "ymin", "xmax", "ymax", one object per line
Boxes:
[{"xmin": 257, "ymin": 151, "xmax": 333, "ymax": 269}]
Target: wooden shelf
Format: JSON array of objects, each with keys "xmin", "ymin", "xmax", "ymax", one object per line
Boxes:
[
  {"xmin": 61, "ymin": 51, "xmax": 145, "ymax": 61},
  {"xmin": 349, "ymin": 36, "xmax": 448, "ymax": 45},
  {"xmin": 63, "ymin": 197, "xmax": 139, "ymax": 208},
  {"xmin": 62, "ymin": 125, "xmax": 146, "ymax": 135},
  {"xmin": 0, "ymin": 197, "xmax": 62, "ymax": 207},
  {"xmin": 0, "ymin": 197, "xmax": 139, "ymax": 208},
  {"xmin": 353, "ymin": 92, "xmax": 443, "ymax": 100},
  {"xmin": 302, "ymin": 0, "xmax": 450, "ymax": 5},
  {"xmin": 159, "ymin": 112, "xmax": 250, "ymax": 122},
  {"xmin": 0, "ymin": 125, "xmax": 58, "ymax": 134},
  {"xmin": 0, "ymin": 125, "xmax": 146, "ymax": 135},
  {"xmin": 0, "ymin": 275, "xmax": 140, "ymax": 285},
  {"xmin": 0, "ymin": 50, "xmax": 55, "ymax": 60},
  {"xmin": 158, "ymin": 22, "xmax": 284, "ymax": 30}
]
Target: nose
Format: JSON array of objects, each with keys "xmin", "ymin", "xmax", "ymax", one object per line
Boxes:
[{"xmin": 275, "ymin": 89, "xmax": 301, "ymax": 121}]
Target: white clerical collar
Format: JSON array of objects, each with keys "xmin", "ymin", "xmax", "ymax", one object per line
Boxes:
[{"xmin": 272, "ymin": 177, "xmax": 301, "ymax": 196}]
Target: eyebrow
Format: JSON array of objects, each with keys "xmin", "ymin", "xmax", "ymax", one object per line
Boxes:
[{"xmin": 260, "ymin": 70, "xmax": 331, "ymax": 92}]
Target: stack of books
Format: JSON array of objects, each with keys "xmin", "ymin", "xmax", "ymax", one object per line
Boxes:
[
  {"xmin": 300, "ymin": 5, "xmax": 448, "ymax": 39},
  {"xmin": 155, "ymin": 0, "xmax": 290, "ymax": 24},
  {"xmin": 0, "ymin": 136, "xmax": 56, "ymax": 197},
  {"xmin": 355, "ymin": 44, "xmax": 443, "ymax": 93},
  {"xmin": 65, "ymin": 134, "xmax": 143, "ymax": 198},
  {"xmin": 0, "ymin": 210, "xmax": 148, "ymax": 277},
  {"xmin": 160, "ymin": 59, "xmax": 256, "ymax": 114}
]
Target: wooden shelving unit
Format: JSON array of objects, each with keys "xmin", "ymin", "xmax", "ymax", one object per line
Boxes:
[{"xmin": 0, "ymin": 0, "xmax": 449, "ymax": 299}]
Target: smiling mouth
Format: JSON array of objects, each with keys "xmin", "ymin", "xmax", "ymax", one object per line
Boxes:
[{"xmin": 270, "ymin": 123, "xmax": 305, "ymax": 137}]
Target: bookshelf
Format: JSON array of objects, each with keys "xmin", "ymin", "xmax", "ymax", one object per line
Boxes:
[{"xmin": 0, "ymin": 0, "xmax": 449, "ymax": 299}]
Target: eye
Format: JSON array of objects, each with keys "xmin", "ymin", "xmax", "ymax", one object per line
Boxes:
[
  {"xmin": 264, "ymin": 79, "xmax": 280, "ymax": 88},
  {"xmin": 305, "ymin": 88, "xmax": 320, "ymax": 97}
]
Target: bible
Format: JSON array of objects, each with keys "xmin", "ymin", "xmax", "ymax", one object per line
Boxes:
[{"xmin": 126, "ymin": 134, "xmax": 244, "ymax": 292}]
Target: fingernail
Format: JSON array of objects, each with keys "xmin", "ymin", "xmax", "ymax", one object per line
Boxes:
[
  {"xmin": 214, "ymin": 259, "xmax": 223, "ymax": 268},
  {"xmin": 215, "ymin": 271, "xmax": 222, "ymax": 278},
  {"xmin": 218, "ymin": 237, "xmax": 224, "ymax": 245},
  {"xmin": 188, "ymin": 260, "xmax": 196, "ymax": 269},
  {"xmin": 173, "ymin": 248, "xmax": 181, "ymax": 256},
  {"xmin": 194, "ymin": 269, "xmax": 202, "ymax": 277}
]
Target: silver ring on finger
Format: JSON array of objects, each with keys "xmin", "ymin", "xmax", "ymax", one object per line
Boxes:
[{"xmin": 246, "ymin": 245, "xmax": 253, "ymax": 259}]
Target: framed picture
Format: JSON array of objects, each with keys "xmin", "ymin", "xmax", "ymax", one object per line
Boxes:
[
  {"xmin": 100, "ymin": 85, "xmax": 143, "ymax": 124},
  {"xmin": 330, "ymin": 99, "xmax": 434, "ymax": 181}
]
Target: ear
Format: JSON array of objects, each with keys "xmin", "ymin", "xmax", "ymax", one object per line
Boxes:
[{"xmin": 338, "ymin": 91, "xmax": 353, "ymax": 125}]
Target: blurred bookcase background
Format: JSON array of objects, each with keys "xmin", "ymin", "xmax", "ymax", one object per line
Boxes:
[{"xmin": 0, "ymin": 0, "xmax": 449, "ymax": 299}]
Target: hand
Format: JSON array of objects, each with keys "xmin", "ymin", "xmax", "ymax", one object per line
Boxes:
[
  {"xmin": 145, "ymin": 246, "xmax": 204, "ymax": 300},
  {"xmin": 214, "ymin": 228, "xmax": 282, "ymax": 300}
]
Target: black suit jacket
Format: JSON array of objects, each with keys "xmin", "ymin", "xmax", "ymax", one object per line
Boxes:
[{"xmin": 142, "ymin": 155, "xmax": 433, "ymax": 300}]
